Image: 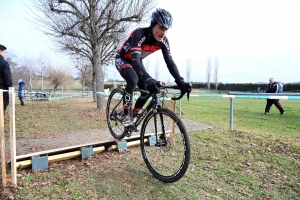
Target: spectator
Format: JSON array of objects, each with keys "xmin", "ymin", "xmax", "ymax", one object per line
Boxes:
[
  {"xmin": 0, "ymin": 44, "xmax": 13, "ymax": 114},
  {"xmin": 18, "ymin": 79, "xmax": 25, "ymax": 106},
  {"xmin": 263, "ymin": 78, "xmax": 285, "ymax": 115},
  {"xmin": 278, "ymin": 82, "xmax": 283, "ymax": 93},
  {"xmin": 257, "ymin": 87, "xmax": 261, "ymax": 93}
]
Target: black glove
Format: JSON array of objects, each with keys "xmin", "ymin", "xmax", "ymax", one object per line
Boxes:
[
  {"xmin": 175, "ymin": 78, "xmax": 187, "ymax": 95},
  {"xmin": 146, "ymin": 79, "xmax": 159, "ymax": 93}
]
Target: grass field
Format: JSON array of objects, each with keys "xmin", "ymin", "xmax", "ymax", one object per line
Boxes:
[
  {"xmin": 183, "ymin": 96, "xmax": 300, "ymax": 151},
  {"xmin": 1, "ymin": 94, "xmax": 299, "ymax": 199}
]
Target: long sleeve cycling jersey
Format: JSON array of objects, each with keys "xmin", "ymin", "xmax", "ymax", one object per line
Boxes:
[{"xmin": 115, "ymin": 27, "xmax": 183, "ymax": 82}]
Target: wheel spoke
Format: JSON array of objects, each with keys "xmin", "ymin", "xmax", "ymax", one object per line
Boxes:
[
  {"xmin": 140, "ymin": 108, "xmax": 190, "ymax": 183},
  {"xmin": 106, "ymin": 88, "xmax": 126, "ymax": 139}
]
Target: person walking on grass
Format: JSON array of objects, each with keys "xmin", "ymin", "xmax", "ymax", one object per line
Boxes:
[
  {"xmin": 263, "ymin": 78, "xmax": 285, "ymax": 115},
  {"xmin": 18, "ymin": 79, "xmax": 25, "ymax": 106}
]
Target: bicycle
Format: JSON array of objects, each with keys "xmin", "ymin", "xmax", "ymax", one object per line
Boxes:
[{"xmin": 106, "ymin": 81, "xmax": 192, "ymax": 183}]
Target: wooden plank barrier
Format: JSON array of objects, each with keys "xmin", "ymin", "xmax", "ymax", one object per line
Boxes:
[{"xmin": 1, "ymin": 89, "xmax": 178, "ymax": 187}]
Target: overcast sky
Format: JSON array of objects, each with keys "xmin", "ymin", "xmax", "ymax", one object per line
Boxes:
[{"xmin": 1, "ymin": 0, "xmax": 300, "ymax": 83}]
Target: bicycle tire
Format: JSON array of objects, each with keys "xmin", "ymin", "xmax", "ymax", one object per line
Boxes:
[
  {"xmin": 106, "ymin": 88, "xmax": 126, "ymax": 139},
  {"xmin": 140, "ymin": 107, "xmax": 191, "ymax": 183}
]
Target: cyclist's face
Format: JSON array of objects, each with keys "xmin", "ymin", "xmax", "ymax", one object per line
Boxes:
[{"xmin": 152, "ymin": 24, "xmax": 168, "ymax": 42}]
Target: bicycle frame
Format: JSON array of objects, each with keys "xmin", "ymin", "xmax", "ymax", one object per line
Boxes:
[
  {"xmin": 134, "ymin": 92, "xmax": 159, "ymax": 127},
  {"xmin": 110, "ymin": 89, "xmax": 160, "ymax": 124},
  {"xmin": 133, "ymin": 89, "xmax": 169, "ymax": 146},
  {"xmin": 110, "ymin": 82, "xmax": 191, "ymax": 140}
]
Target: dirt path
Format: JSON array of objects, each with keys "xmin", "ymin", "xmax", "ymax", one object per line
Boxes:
[{"xmin": 4, "ymin": 119, "xmax": 211, "ymax": 157}]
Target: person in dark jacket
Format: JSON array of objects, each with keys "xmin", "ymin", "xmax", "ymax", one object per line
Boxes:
[
  {"xmin": 263, "ymin": 78, "xmax": 285, "ymax": 115},
  {"xmin": 18, "ymin": 79, "xmax": 25, "ymax": 106},
  {"xmin": 0, "ymin": 44, "xmax": 13, "ymax": 113}
]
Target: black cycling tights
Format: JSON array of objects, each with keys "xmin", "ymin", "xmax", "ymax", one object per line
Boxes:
[{"xmin": 120, "ymin": 67, "xmax": 149, "ymax": 115}]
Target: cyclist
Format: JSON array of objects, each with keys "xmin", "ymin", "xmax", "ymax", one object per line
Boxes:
[{"xmin": 115, "ymin": 8, "xmax": 189, "ymax": 127}]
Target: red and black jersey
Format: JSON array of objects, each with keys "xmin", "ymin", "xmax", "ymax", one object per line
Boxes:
[
  {"xmin": 115, "ymin": 27, "xmax": 182, "ymax": 82},
  {"xmin": 118, "ymin": 27, "xmax": 170, "ymax": 60}
]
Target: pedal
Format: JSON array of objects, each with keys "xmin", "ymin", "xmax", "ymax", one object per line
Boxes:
[{"xmin": 125, "ymin": 130, "xmax": 132, "ymax": 137}]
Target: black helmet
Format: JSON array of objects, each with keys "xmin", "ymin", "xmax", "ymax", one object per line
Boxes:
[{"xmin": 151, "ymin": 8, "xmax": 173, "ymax": 29}]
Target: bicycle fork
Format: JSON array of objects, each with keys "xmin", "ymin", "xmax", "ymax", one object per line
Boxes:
[{"xmin": 152, "ymin": 96, "xmax": 167, "ymax": 147}]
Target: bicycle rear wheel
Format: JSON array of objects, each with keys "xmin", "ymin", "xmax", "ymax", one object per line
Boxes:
[
  {"xmin": 106, "ymin": 88, "xmax": 126, "ymax": 139},
  {"xmin": 140, "ymin": 107, "xmax": 191, "ymax": 183}
]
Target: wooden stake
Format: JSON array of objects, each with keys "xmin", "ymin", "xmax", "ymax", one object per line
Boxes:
[
  {"xmin": 0, "ymin": 89, "xmax": 7, "ymax": 186},
  {"xmin": 9, "ymin": 87, "xmax": 17, "ymax": 185}
]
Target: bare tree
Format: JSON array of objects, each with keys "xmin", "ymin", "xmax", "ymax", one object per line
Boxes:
[
  {"xmin": 21, "ymin": 58, "xmax": 38, "ymax": 92},
  {"xmin": 206, "ymin": 57, "xmax": 212, "ymax": 91},
  {"xmin": 84, "ymin": 67, "xmax": 93, "ymax": 91},
  {"xmin": 7, "ymin": 53, "xmax": 40, "ymax": 91},
  {"xmin": 62, "ymin": 74, "xmax": 75, "ymax": 90},
  {"xmin": 36, "ymin": 54, "xmax": 52, "ymax": 91},
  {"xmin": 186, "ymin": 59, "xmax": 192, "ymax": 82},
  {"xmin": 47, "ymin": 65, "xmax": 74, "ymax": 92},
  {"xmin": 154, "ymin": 59, "xmax": 160, "ymax": 80},
  {"xmin": 214, "ymin": 56, "xmax": 219, "ymax": 92},
  {"xmin": 30, "ymin": 0, "xmax": 157, "ymax": 109},
  {"xmin": 5, "ymin": 51, "xmax": 20, "ymax": 86},
  {"xmin": 74, "ymin": 58, "xmax": 93, "ymax": 97}
]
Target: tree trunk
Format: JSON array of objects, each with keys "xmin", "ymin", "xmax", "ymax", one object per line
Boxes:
[
  {"xmin": 29, "ymin": 76, "xmax": 33, "ymax": 92},
  {"xmin": 93, "ymin": 46, "xmax": 105, "ymax": 109},
  {"xmin": 92, "ymin": 72, "xmax": 96, "ymax": 102},
  {"xmin": 81, "ymin": 79, "xmax": 85, "ymax": 98}
]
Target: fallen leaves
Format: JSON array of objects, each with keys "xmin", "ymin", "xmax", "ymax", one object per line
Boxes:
[
  {"xmin": 197, "ymin": 189, "xmax": 211, "ymax": 197},
  {"xmin": 67, "ymin": 164, "xmax": 76, "ymax": 171},
  {"xmin": 1, "ymin": 182, "xmax": 17, "ymax": 200},
  {"xmin": 81, "ymin": 159, "xmax": 92, "ymax": 167},
  {"xmin": 203, "ymin": 164, "xmax": 215, "ymax": 171}
]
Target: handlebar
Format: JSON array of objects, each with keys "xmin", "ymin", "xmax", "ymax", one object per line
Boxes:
[
  {"xmin": 137, "ymin": 81, "xmax": 192, "ymax": 101},
  {"xmin": 168, "ymin": 82, "xmax": 192, "ymax": 101}
]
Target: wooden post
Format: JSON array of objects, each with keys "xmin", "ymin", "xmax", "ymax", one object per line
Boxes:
[
  {"xmin": 0, "ymin": 89, "xmax": 7, "ymax": 186},
  {"xmin": 9, "ymin": 87, "xmax": 17, "ymax": 185},
  {"xmin": 172, "ymin": 94, "xmax": 176, "ymax": 146}
]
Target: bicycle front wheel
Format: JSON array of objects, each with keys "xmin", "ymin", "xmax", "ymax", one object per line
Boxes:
[
  {"xmin": 140, "ymin": 107, "xmax": 191, "ymax": 183},
  {"xmin": 106, "ymin": 88, "xmax": 126, "ymax": 139}
]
